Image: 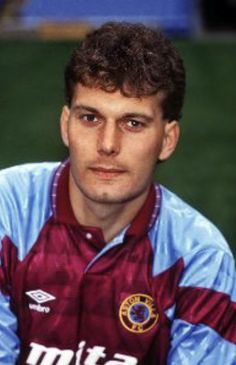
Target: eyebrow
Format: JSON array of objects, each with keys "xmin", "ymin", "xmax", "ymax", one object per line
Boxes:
[
  {"xmin": 71, "ymin": 104, "xmax": 98, "ymax": 114},
  {"xmin": 121, "ymin": 113, "xmax": 153, "ymax": 123},
  {"xmin": 71, "ymin": 104, "xmax": 154, "ymax": 122}
]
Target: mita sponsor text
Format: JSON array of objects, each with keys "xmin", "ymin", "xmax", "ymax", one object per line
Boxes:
[{"xmin": 26, "ymin": 341, "xmax": 138, "ymax": 365}]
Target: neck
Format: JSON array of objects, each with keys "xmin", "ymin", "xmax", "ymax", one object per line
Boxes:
[{"xmin": 68, "ymin": 174, "xmax": 150, "ymax": 242}]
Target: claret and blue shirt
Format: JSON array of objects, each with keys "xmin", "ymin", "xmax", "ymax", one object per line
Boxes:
[{"xmin": 0, "ymin": 161, "xmax": 236, "ymax": 364}]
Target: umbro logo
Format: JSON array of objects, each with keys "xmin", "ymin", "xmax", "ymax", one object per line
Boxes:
[
  {"xmin": 26, "ymin": 289, "xmax": 56, "ymax": 314},
  {"xmin": 26, "ymin": 289, "xmax": 56, "ymax": 304}
]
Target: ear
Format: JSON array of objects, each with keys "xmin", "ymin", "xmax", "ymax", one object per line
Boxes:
[
  {"xmin": 158, "ymin": 121, "xmax": 180, "ymax": 161},
  {"xmin": 60, "ymin": 105, "xmax": 70, "ymax": 147}
]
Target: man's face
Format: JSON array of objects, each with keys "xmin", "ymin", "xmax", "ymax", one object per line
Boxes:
[{"xmin": 61, "ymin": 84, "xmax": 179, "ymax": 205}]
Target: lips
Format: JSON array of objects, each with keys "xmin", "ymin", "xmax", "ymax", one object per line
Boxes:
[{"xmin": 89, "ymin": 165, "xmax": 126, "ymax": 178}]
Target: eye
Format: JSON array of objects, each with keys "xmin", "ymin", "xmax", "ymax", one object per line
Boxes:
[
  {"xmin": 126, "ymin": 119, "xmax": 144, "ymax": 129},
  {"xmin": 80, "ymin": 114, "xmax": 98, "ymax": 123}
]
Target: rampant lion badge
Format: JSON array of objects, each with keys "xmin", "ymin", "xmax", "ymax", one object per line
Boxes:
[{"xmin": 119, "ymin": 293, "xmax": 159, "ymax": 334}]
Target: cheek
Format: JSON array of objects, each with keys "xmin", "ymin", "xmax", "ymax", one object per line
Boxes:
[
  {"xmin": 136, "ymin": 155, "xmax": 157, "ymax": 177},
  {"xmin": 127, "ymin": 143, "xmax": 160, "ymax": 179},
  {"xmin": 68, "ymin": 135, "xmax": 97, "ymax": 176},
  {"xmin": 69, "ymin": 130, "xmax": 93, "ymax": 154},
  {"xmin": 131, "ymin": 137, "xmax": 161, "ymax": 163}
]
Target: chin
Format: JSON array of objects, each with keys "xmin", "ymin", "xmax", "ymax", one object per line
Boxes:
[
  {"xmin": 81, "ymin": 185, "xmax": 146, "ymax": 205},
  {"xmin": 86, "ymin": 191, "xmax": 129, "ymax": 204}
]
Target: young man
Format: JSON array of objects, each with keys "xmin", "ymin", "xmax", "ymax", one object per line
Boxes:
[{"xmin": 0, "ymin": 22, "xmax": 235, "ymax": 365}]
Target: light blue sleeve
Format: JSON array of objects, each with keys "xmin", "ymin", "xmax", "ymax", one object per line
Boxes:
[
  {"xmin": 0, "ymin": 169, "xmax": 20, "ymax": 362},
  {"xmin": 0, "ymin": 292, "xmax": 20, "ymax": 364},
  {"xmin": 0, "ymin": 162, "xmax": 58, "ymax": 364},
  {"xmin": 167, "ymin": 249, "xmax": 236, "ymax": 364},
  {"xmin": 0, "ymin": 225, "xmax": 20, "ymax": 364}
]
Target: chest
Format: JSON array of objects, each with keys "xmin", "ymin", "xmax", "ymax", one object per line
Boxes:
[{"xmin": 9, "ymin": 222, "xmax": 171, "ymax": 364}]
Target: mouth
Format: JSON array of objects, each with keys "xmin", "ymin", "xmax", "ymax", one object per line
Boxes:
[{"xmin": 89, "ymin": 165, "xmax": 126, "ymax": 179}]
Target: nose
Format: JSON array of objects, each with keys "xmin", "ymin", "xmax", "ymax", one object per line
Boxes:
[{"xmin": 97, "ymin": 121, "xmax": 121, "ymax": 156}]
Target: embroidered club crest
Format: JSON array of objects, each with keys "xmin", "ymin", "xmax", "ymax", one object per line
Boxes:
[{"xmin": 119, "ymin": 293, "xmax": 159, "ymax": 333}]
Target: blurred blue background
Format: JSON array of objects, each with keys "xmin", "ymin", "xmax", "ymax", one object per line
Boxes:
[
  {"xmin": 19, "ymin": 0, "xmax": 193, "ymax": 34},
  {"xmin": 0, "ymin": 0, "xmax": 195, "ymax": 37}
]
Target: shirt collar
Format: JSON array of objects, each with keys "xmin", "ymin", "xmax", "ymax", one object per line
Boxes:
[
  {"xmin": 52, "ymin": 160, "xmax": 78, "ymax": 226},
  {"xmin": 125, "ymin": 184, "xmax": 161, "ymax": 240}
]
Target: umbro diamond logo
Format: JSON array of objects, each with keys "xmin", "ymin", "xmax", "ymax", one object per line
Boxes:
[
  {"xmin": 26, "ymin": 290, "xmax": 56, "ymax": 314},
  {"xmin": 26, "ymin": 289, "xmax": 56, "ymax": 304}
]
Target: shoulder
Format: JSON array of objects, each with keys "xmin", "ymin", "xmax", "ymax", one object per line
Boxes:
[
  {"xmin": 0, "ymin": 162, "xmax": 60, "ymax": 250},
  {"xmin": 149, "ymin": 185, "xmax": 233, "ymax": 276},
  {"xmin": 161, "ymin": 185, "xmax": 230, "ymax": 253},
  {"xmin": 0, "ymin": 162, "xmax": 59, "ymax": 187},
  {"xmin": 0, "ymin": 162, "xmax": 60, "ymax": 211}
]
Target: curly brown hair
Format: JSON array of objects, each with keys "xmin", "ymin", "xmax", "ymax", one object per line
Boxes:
[{"xmin": 64, "ymin": 22, "xmax": 186, "ymax": 121}]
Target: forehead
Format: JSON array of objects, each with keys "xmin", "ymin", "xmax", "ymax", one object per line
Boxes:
[{"xmin": 71, "ymin": 84, "xmax": 165, "ymax": 118}]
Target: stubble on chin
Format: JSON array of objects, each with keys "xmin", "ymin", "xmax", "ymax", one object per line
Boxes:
[{"xmin": 77, "ymin": 179, "xmax": 150, "ymax": 206}]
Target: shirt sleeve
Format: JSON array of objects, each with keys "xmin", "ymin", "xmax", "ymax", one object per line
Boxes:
[
  {"xmin": 167, "ymin": 248, "xmax": 236, "ymax": 364},
  {"xmin": 0, "ymin": 228, "xmax": 20, "ymax": 364},
  {"xmin": 0, "ymin": 292, "xmax": 20, "ymax": 364}
]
